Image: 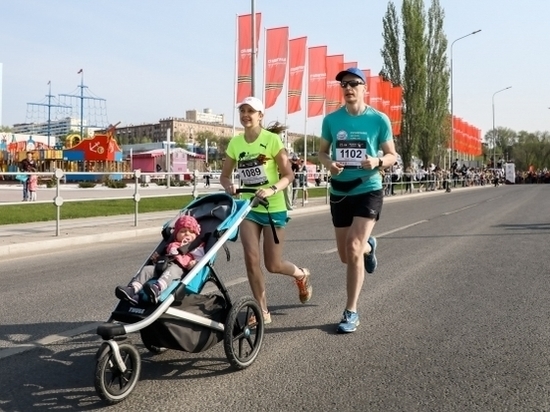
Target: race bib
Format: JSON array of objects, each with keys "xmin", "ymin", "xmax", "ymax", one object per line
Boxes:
[
  {"xmin": 237, "ymin": 158, "xmax": 268, "ymax": 186},
  {"xmin": 335, "ymin": 141, "xmax": 366, "ymax": 166}
]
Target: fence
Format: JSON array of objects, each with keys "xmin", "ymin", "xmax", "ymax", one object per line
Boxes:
[{"xmin": 1, "ymin": 169, "xmax": 484, "ymax": 236}]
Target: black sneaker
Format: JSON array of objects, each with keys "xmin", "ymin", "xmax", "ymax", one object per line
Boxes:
[
  {"xmin": 143, "ymin": 282, "xmax": 161, "ymax": 305},
  {"xmin": 115, "ymin": 286, "xmax": 138, "ymax": 305}
]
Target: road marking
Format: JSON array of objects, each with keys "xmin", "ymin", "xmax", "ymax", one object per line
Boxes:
[
  {"xmin": 442, "ymin": 204, "xmax": 477, "ymax": 215},
  {"xmin": 0, "ymin": 322, "xmax": 102, "ymax": 360},
  {"xmin": 321, "ymin": 220, "xmax": 429, "ymax": 254},
  {"xmin": 202, "ymin": 276, "xmax": 248, "ymax": 293},
  {"xmin": 0, "ymin": 278, "xmax": 250, "ymax": 360}
]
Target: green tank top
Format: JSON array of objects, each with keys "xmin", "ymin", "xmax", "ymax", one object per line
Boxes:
[{"xmin": 226, "ymin": 129, "xmax": 286, "ymax": 213}]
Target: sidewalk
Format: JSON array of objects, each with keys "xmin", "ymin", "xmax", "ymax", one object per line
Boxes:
[
  {"xmin": 0, "ymin": 196, "xmax": 330, "ymax": 258},
  {"xmin": 0, "ymin": 186, "xmax": 487, "ymax": 259}
]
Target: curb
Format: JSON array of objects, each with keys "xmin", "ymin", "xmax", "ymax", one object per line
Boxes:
[
  {"xmin": 0, "ymin": 185, "xmax": 489, "ymax": 258},
  {"xmin": 0, "ymin": 227, "xmax": 161, "ymax": 258}
]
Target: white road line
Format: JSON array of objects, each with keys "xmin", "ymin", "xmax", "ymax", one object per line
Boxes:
[
  {"xmin": 320, "ymin": 220, "xmax": 429, "ymax": 254},
  {"xmin": 202, "ymin": 276, "xmax": 248, "ymax": 293},
  {"xmin": 0, "ymin": 278, "xmax": 250, "ymax": 360},
  {"xmin": 442, "ymin": 204, "xmax": 477, "ymax": 215},
  {"xmin": 0, "ymin": 322, "xmax": 102, "ymax": 360}
]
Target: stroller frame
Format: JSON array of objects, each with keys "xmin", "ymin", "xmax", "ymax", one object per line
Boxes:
[{"xmin": 94, "ymin": 192, "xmax": 267, "ymax": 405}]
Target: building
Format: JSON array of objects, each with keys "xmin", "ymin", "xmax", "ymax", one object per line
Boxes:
[
  {"xmin": 12, "ymin": 117, "xmax": 101, "ymax": 142},
  {"xmin": 114, "ymin": 117, "xmax": 240, "ymax": 145},
  {"xmin": 114, "ymin": 116, "xmax": 305, "ymax": 147},
  {"xmin": 185, "ymin": 108, "xmax": 224, "ymax": 124}
]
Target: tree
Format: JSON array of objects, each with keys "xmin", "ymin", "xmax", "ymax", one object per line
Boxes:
[
  {"xmin": 195, "ymin": 131, "xmax": 218, "ymax": 152},
  {"xmin": 0, "ymin": 125, "xmax": 13, "ymax": 133},
  {"xmin": 381, "ymin": 2, "xmax": 402, "ymax": 84},
  {"xmin": 418, "ymin": 0, "xmax": 449, "ymax": 167},
  {"xmin": 400, "ymin": 0, "xmax": 428, "ymax": 168}
]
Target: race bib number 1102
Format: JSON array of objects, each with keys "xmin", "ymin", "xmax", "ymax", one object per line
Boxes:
[{"xmin": 335, "ymin": 141, "xmax": 366, "ymax": 166}]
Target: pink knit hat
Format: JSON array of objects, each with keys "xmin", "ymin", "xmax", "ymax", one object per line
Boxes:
[{"xmin": 174, "ymin": 215, "xmax": 201, "ymax": 236}]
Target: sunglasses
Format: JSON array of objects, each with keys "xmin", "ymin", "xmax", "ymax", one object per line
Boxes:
[{"xmin": 340, "ymin": 80, "xmax": 364, "ymax": 88}]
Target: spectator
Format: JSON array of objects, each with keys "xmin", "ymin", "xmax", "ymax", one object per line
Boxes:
[{"xmin": 19, "ymin": 151, "xmax": 37, "ymax": 202}]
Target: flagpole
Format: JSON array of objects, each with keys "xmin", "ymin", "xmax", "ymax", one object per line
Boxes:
[
  {"xmin": 232, "ymin": 14, "xmax": 238, "ymax": 139},
  {"xmin": 262, "ymin": 27, "xmax": 267, "ymax": 112},
  {"xmin": 303, "ymin": 48, "xmax": 309, "ymax": 164},
  {"xmin": 284, "ymin": 37, "xmax": 290, "ymax": 150},
  {"xmin": 47, "ymin": 81, "xmax": 52, "ymax": 147},
  {"xmin": 79, "ymin": 69, "xmax": 84, "ymax": 138},
  {"xmin": 251, "ymin": 0, "xmax": 256, "ymax": 97}
]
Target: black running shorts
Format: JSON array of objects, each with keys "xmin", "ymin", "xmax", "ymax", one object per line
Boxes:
[{"xmin": 329, "ymin": 189, "xmax": 383, "ymax": 228}]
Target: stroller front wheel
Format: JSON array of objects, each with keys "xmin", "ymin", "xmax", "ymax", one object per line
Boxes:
[
  {"xmin": 94, "ymin": 342, "xmax": 141, "ymax": 404},
  {"xmin": 224, "ymin": 296, "xmax": 264, "ymax": 370}
]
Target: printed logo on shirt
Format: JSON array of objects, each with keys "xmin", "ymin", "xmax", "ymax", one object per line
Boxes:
[{"xmin": 336, "ymin": 130, "xmax": 348, "ymax": 140}]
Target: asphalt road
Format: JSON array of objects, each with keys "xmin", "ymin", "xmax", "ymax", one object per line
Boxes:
[{"xmin": 1, "ymin": 185, "xmax": 549, "ymax": 411}]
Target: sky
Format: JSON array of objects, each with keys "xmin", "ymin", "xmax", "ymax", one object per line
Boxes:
[{"xmin": 1, "ymin": 0, "xmax": 549, "ymax": 140}]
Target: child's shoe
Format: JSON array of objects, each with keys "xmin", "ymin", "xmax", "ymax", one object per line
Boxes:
[
  {"xmin": 115, "ymin": 286, "xmax": 138, "ymax": 305},
  {"xmin": 143, "ymin": 282, "xmax": 162, "ymax": 305}
]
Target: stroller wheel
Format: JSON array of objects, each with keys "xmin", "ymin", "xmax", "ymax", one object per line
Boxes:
[
  {"xmin": 94, "ymin": 342, "xmax": 141, "ymax": 404},
  {"xmin": 223, "ymin": 296, "xmax": 264, "ymax": 370}
]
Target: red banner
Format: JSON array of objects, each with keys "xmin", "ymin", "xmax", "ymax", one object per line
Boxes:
[
  {"xmin": 307, "ymin": 46, "xmax": 327, "ymax": 118},
  {"xmin": 368, "ymin": 76, "xmax": 383, "ymax": 111},
  {"xmin": 264, "ymin": 27, "xmax": 289, "ymax": 109},
  {"xmin": 344, "ymin": 61, "xmax": 357, "ymax": 68},
  {"xmin": 325, "ymin": 54, "xmax": 344, "ymax": 114},
  {"xmin": 287, "ymin": 36, "xmax": 307, "ymax": 114},
  {"xmin": 380, "ymin": 79, "xmax": 391, "ymax": 117},
  {"xmin": 237, "ymin": 13, "xmax": 262, "ymax": 103},
  {"xmin": 390, "ymin": 85, "xmax": 403, "ymax": 136},
  {"xmin": 362, "ymin": 69, "xmax": 371, "ymax": 104}
]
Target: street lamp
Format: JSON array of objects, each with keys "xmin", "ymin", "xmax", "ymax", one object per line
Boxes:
[
  {"xmin": 450, "ymin": 29, "xmax": 481, "ymax": 167},
  {"xmin": 492, "ymin": 86, "xmax": 512, "ymax": 168}
]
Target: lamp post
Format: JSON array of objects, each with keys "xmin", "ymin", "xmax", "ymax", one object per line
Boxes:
[
  {"xmin": 492, "ymin": 86, "xmax": 512, "ymax": 168},
  {"xmin": 450, "ymin": 30, "xmax": 481, "ymax": 167}
]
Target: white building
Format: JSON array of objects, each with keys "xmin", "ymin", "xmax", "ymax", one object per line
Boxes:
[
  {"xmin": 12, "ymin": 117, "xmax": 100, "ymax": 141},
  {"xmin": 185, "ymin": 108, "xmax": 224, "ymax": 124}
]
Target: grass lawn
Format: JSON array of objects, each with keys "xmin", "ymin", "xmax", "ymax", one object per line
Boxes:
[{"xmin": 0, "ymin": 187, "xmax": 330, "ymax": 225}]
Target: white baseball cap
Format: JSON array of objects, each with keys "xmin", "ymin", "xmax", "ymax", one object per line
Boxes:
[{"xmin": 237, "ymin": 96, "xmax": 264, "ymax": 112}]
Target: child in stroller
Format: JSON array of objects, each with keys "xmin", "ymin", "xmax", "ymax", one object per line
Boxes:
[{"xmin": 115, "ymin": 215, "xmax": 206, "ymax": 305}]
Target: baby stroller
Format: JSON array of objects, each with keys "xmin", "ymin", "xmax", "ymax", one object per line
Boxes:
[{"xmin": 94, "ymin": 191, "xmax": 267, "ymax": 404}]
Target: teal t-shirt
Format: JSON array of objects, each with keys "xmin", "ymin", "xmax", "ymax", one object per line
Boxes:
[
  {"xmin": 321, "ymin": 106, "xmax": 393, "ymax": 196},
  {"xmin": 226, "ymin": 129, "xmax": 286, "ymax": 213}
]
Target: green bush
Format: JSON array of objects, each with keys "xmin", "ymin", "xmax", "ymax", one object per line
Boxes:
[
  {"xmin": 78, "ymin": 181, "xmax": 97, "ymax": 188},
  {"xmin": 102, "ymin": 176, "xmax": 127, "ymax": 189}
]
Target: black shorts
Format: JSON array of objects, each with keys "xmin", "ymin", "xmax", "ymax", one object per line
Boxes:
[{"xmin": 329, "ymin": 189, "xmax": 383, "ymax": 228}]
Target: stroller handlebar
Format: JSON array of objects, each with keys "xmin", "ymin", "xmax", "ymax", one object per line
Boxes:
[{"xmin": 235, "ymin": 188, "xmax": 269, "ymax": 208}]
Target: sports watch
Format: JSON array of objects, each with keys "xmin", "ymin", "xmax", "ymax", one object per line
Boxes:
[
  {"xmin": 270, "ymin": 185, "xmax": 278, "ymax": 194},
  {"xmin": 378, "ymin": 158, "xmax": 383, "ymax": 168}
]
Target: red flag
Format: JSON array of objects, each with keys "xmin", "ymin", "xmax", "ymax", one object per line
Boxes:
[
  {"xmin": 264, "ymin": 27, "xmax": 288, "ymax": 109},
  {"xmin": 237, "ymin": 13, "xmax": 262, "ymax": 103},
  {"xmin": 361, "ymin": 69, "xmax": 371, "ymax": 104},
  {"xmin": 390, "ymin": 85, "xmax": 403, "ymax": 136},
  {"xmin": 287, "ymin": 36, "xmax": 307, "ymax": 114},
  {"xmin": 368, "ymin": 76, "xmax": 383, "ymax": 111},
  {"xmin": 380, "ymin": 79, "xmax": 391, "ymax": 117},
  {"xmin": 325, "ymin": 54, "xmax": 344, "ymax": 114},
  {"xmin": 307, "ymin": 46, "xmax": 327, "ymax": 118}
]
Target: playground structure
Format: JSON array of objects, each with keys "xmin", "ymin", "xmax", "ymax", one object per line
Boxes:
[{"xmin": 1, "ymin": 124, "xmax": 127, "ymax": 182}]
